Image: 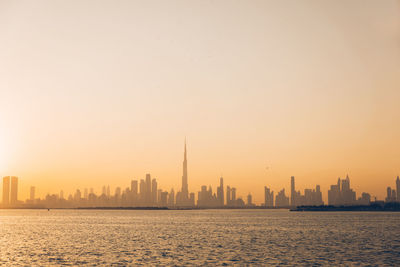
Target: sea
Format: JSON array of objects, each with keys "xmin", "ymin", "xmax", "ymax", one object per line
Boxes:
[{"xmin": 0, "ymin": 209, "xmax": 399, "ymax": 266}]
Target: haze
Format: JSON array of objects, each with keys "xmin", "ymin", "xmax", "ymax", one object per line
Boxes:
[{"xmin": 0, "ymin": 0, "xmax": 399, "ymax": 203}]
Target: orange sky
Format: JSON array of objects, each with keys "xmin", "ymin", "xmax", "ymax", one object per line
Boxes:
[{"xmin": 0, "ymin": 1, "xmax": 399, "ymax": 204}]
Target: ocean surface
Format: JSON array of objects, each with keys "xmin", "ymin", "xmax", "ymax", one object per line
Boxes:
[{"xmin": 1, "ymin": 209, "xmax": 399, "ymax": 266}]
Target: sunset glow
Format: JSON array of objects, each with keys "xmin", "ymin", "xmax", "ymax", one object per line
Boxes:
[{"xmin": 0, "ymin": 0, "xmax": 399, "ymax": 204}]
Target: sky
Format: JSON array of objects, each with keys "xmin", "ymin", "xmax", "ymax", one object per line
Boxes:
[{"xmin": 0, "ymin": 0, "xmax": 399, "ymax": 203}]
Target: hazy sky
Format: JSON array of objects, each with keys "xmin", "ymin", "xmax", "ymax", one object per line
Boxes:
[{"xmin": 1, "ymin": 0, "xmax": 399, "ymax": 203}]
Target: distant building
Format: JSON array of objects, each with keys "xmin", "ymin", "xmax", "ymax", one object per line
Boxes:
[
  {"xmin": 217, "ymin": 177, "xmax": 224, "ymax": 206},
  {"xmin": 358, "ymin": 192, "xmax": 371, "ymax": 205},
  {"xmin": 10, "ymin": 176, "xmax": 18, "ymax": 205},
  {"xmin": 168, "ymin": 188, "xmax": 175, "ymax": 206},
  {"xmin": 145, "ymin": 174, "xmax": 152, "ymax": 205},
  {"xmin": 328, "ymin": 175, "xmax": 356, "ymax": 206},
  {"xmin": 152, "ymin": 178, "xmax": 158, "ymax": 204},
  {"xmin": 30, "ymin": 186, "xmax": 36, "ymax": 201},
  {"xmin": 247, "ymin": 193, "xmax": 254, "ymax": 207},
  {"xmin": 2, "ymin": 176, "xmax": 10, "ymax": 206},
  {"xmin": 275, "ymin": 189, "xmax": 289, "ymax": 207},
  {"xmin": 386, "ymin": 186, "xmax": 397, "ymax": 202},
  {"xmin": 264, "ymin": 186, "xmax": 274, "ymax": 207},
  {"xmin": 397, "ymin": 176, "xmax": 400, "ymax": 202},
  {"xmin": 176, "ymin": 140, "xmax": 193, "ymax": 207},
  {"xmin": 226, "ymin": 186, "xmax": 231, "ymax": 205},
  {"xmin": 291, "ymin": 176, "xmax": 296, "ymax": 207}
]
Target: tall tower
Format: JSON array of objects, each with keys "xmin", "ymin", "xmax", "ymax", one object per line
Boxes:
[
  {"xmin": 290, "ymin": 176, "xmax": 296, "ymax": 207},
  {"xmin": 10, "ymin": 176, "xmax": 18, "ymax": 205},
  {"xmin": 145, "ymin": 174, "xmax": 152, "ymax": 205},
  {"xmin": 396, "ymin": 176, "xmax": 400, "ymax": 202},
  {"xmin": 217, "ymin": 177, "xmax": 224, "ymax": 206},
  {"xmin": 2, "ymin": 176, "xmax": 10, "ymax": 206},
  {"xmin": 30, "ymin": 186, "xmax": 35, "ymax": 201},
  {"xmin": 181, "ymin": 139, "xmax": 188, "ymax": 199}
]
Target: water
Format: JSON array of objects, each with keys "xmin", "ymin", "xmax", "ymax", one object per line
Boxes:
[{"xmin": 1, "ymin": 209, "xmax": 399, "ymax": 266}]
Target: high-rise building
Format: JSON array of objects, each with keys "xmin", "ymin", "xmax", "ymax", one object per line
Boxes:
[
  {"xmin": 84, "ymin": 188, "xmax": 88, "ymax": 199},
  {"xmin": 386, "ymin": 186, "xmax": 396, "ymax": 202},
  {"xmin": 181, "ymin": 140, "xmax": 188, "ymax": 199},
  {"xmin": 160, "ymin": 191, "xmax": 168, "ymax": 206},
  {"xmin": 131, "ymin": 180, "xmax": 138, "ymax": 204},
  {"xmin": 152, "ymin": 178, "xmax": 158, "ymax": 204},
  {"xmin": 217, "ymin": 177, "xmax": 224, "ymax": 206},
  {"xmin": 231, "ymin": 187, "xmax": 237, "ymax": 203},
  {"xmin": 139, "ymin": 179, "xmax": 146, "ymax": 203},
  {"xmin": 291, "ymin": 176, "xmax": 296, "ymax": 207},
  {"xmin": 275, "ymin": 188, "xmax": 289, "ymax": 207},
  {"xmin": 247, "ymin": 193, "xmax": 253, "ymax": 206},
  {"xmin": 264, "ymin": 186, "xmax": 274, "ymax": 207},
  {"xmin": 74, "ymin": 189, "xmax": 81, "ymax": 201},
  {"xmin": 396, "ymin": 176, "xmax": 400, "ymax": 202},
  {"xmin": 226, "ymin": 186, "xmax": 231, "ymax": 205},
  {"xmin": 168, "ymin": 188, "xmax": 175, "ymax": 206},
  {"xmin": 10, "ymin": 176, "xmax": 18, "ymax": 205},
  {"xmin": 176, "ymin": 140, "xmax": 192, "ymax": 207},
  {"xmin": 328, "ymin": 175, "xmax": 356, "ymax": 206},
  {"xmin": 145, "ymin": 174, "xmax": 152, "ymax": 205},
  {"xmin": 30, "ymin": 186, "xmax": 36, "ymax": 201},
  {"xmin": 2, "ymin": 176, "xmax": 10, "ymax": 206},
  {"xmin": 131, "ymin": 180, "xmax": 138, "ymax": 195}
]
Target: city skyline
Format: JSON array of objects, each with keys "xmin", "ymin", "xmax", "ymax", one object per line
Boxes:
[
  {"xmin": 1, "ymin": 0, "xmax": 400, "ymax": 204},
  {"xmin": 2, "ymin": 142, "xmax": 400, "ymax": 207},
  {"xmin": 1, "ymin": 1, "xmax": 399, "ymax": 266}
]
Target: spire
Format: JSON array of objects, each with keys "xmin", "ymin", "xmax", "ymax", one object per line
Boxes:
[{"xmin": 184, "ymin": 138, "xmax": 187, "ymax": 161}]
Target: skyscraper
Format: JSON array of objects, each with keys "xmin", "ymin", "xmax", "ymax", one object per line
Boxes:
[
  {"xmin": 217, "ymin": 177, "xmax": 224, "ymax": 206},
  {"xmin": 168, "ymin": 188, "xmax": 175, "ymax": 206},
  {"xmin": 152, "ymin": 178, "xmax": 157, "ymax": 204},
  {"xmin": 396, "ymin": 176, "xmax": 400, "ymax": 202},
  {"xmin": 231, "ymin": 187, "xmax": 237, "ymax": 203},
  {"xmin": 247, "ymin": 193, "xmax": 253, "ymax": 206},
  {"xmin": 2, "ymin": 176, "xmax": 10, "ymax": 206},
  {"xmin": 10, "ymin": 176, "xmax": 18, "ymax": 205},
  {"xmin": 226, "ymin": 186, "xmax": 231, "ymax": 205},
  {"xmin": 84, "ymin": 188, "xmax": 88, "ymax": 199},
  {"xmin": 131, "ymin": 180, "xmax": 138, "ymax": 195},
  {"xmin": 176, "ymin": 140, "xmax": 192, "ymax": 206},
  {"xmin": 181, "ymin": 140, "xmax": 188, "ymax": 199},
  {"xmin": 145, "ymin": 174, "xmax": 152, "ymax": 205},
  {"xmin": 291, "ymin": 176, "xmax": 296, "ymax": 207},
  {"xmin": 139, "ymin": 179, "xmax": 145, "ymax": 203},
  {"xmin": 328, "ymin": 175, "xmax": 356, "ymax": 206},
  {"xmin": 30, "ymin": 186, "xmax": 36, "ymax": 201},
  {"xmin": 264, "ymin": 186, "xmax": 274, "ymax": 207}
]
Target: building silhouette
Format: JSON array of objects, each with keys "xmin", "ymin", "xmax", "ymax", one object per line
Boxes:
[
  {"xmin": 2, "ymin": 176, "xmax": 10, "ymax": 206},
  {"xmin": 30, "ymin": 186, "xmax": 35, "ymax": 201},
  {"xmin": 247, "ymin": 193, "xmax": 255, "ymax": 207},
  {"xmin": 275, "ymin": 189, "xmax": 289, "ymax": 207},
  {"xmin": 175, "ymin": 140, "xmax": 194, "ymax": 207},
  {"xmin": 264, "ymin": 186, "xmax": 274, "ymax": 207},
  {"xmin": 10, "ymin": 176, "xmax": 18, "ymax": 205},
  {"xmin": 328, "ymin": 175, "xmax": 356, "ymax": 206},
  {"xmin": 291, "ymin": 176, "xmax": 296, "ymax": 206},
  {"xmin": 217, "ymin": 177, "xmax": 224, "ymax": 206},
  {"xmin": 6, "ymin": 144, "xmax": 400, "ymax": 209}
]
